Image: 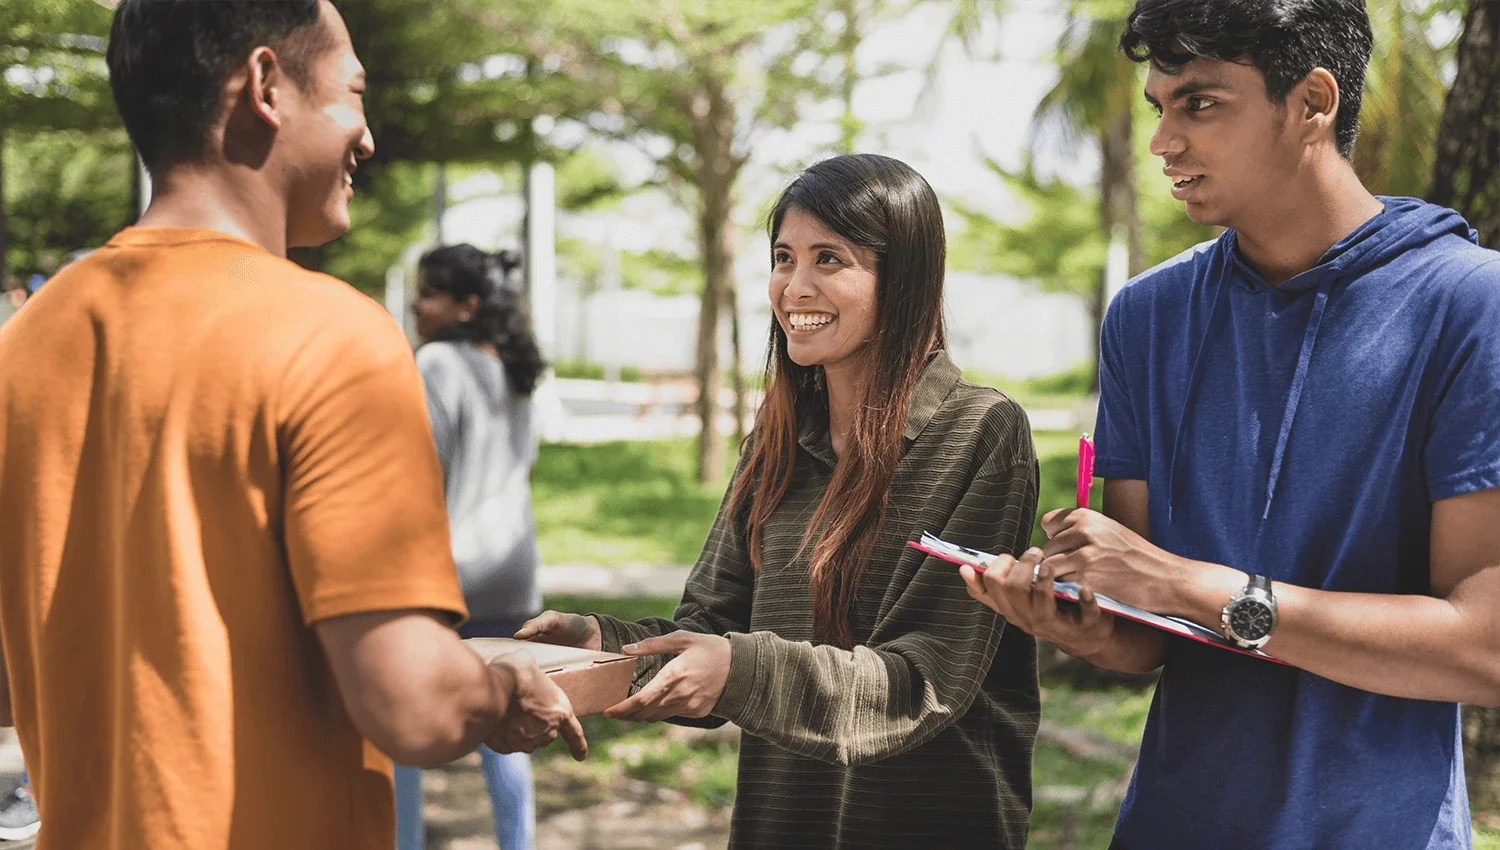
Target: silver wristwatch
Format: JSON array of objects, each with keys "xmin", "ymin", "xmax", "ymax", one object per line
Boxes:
[{"xmin": 1221, "ymin": 575, "xmax": 1278, "ymax": 649}]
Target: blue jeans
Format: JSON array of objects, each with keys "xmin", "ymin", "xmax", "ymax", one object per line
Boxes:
[{"xmin": 395, "ymin": 619, "xmax": 536, "ymax": 850}]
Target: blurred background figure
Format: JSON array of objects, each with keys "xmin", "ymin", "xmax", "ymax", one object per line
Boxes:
[{"xmin": 397, "ymin": 244, "xmax": 547, "ymax": 850}]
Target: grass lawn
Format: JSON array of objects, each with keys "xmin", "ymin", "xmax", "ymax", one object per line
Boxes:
[{"xmin": 533, "ymin": 430, "xmax": 1090, "ymax": 565}]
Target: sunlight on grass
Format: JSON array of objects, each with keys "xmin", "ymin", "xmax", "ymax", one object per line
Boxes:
[
  {"xmin": 1040, "ymin": 683, "xmax": 1154, "ymax": 747},
  {"xmin": 532, "ymin": 432, "xmax": 1088, "ymax": 564},
  {"xmin": 533, "ymin": 440, "xmax": 733, "ymax": 565}
]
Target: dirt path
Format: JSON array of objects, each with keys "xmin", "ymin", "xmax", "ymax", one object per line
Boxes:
[{"xmin": 421, "ymin": 751, "xmax": 730, "ymax": 850}]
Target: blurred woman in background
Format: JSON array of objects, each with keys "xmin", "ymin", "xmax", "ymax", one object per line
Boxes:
[{"xmin": 399, "ymin": 244, "xmax": 546, "ymax": 850}]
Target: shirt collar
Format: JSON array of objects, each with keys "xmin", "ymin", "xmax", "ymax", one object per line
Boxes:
[{"xmin": 794, "ymin": 350, "xmax": 960, "ymax": 466}]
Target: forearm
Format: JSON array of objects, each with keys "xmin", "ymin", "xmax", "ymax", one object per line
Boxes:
[
  {"xmin": 1077, "ymin": 620, "xmax": 1165, "ymax": 674},
  {"xmin": 713, "ymin": 627, "xmax": 994, "ymax": 766},
  {"xmin": 391, "ymin": 643, "xmax": 515, "ymax": 767},
  {"xmin": 1163, "ymin": 561, "xmax": 1500, "ymax": 705}
]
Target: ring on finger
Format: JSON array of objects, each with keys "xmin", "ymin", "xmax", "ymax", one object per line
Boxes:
[{"xmin": 1031, "ymin": 562, "xmax": 1044, "ymax": 588}]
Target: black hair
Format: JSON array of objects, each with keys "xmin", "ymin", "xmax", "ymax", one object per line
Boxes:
[
  {"xmin": 735, "ymin": 153, "xmax": 947, "ymax": 649},
  {"xmin": 107, "ymin": 0, "xmax": 334, "ymax": 175},
  {"xmin": 419, "ymin": 244, "xmax": 546, "ymax": 397},
  {"xmin": 1119, "ymin": 0, "xmax": 1373, "ymax": 157}
]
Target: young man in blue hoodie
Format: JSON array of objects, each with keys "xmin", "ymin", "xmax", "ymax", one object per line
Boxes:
[{"xmin": 962, "ymin": 1, "xmax": 1500, "ymax": 847}]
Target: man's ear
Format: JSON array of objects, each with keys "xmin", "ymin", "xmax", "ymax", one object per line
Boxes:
[
  {"xmin": 244, "ymin": 45, "xmax": 288, "ymax": 131},
  {"xmin": 1297, "ymin": 67, "xmax": 1341, "ymax": 147}
]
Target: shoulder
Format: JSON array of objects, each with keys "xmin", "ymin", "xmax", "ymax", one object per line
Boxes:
[
  {"xmin": 929, "ymin": 381, "xmax": 1035, "ymax": 475},
  {"xmin": 269, "ymin": 269, "xmax": 416, "ymax": 382},
  {"xmin": 415, "ymin": 340, "xmax": 468, "ymax": 373},
  {"xmin": 1109, "ymin": 236, "xmax": 1222, "ymax": 319}
]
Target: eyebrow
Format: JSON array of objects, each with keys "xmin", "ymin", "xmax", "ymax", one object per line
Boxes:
[
  {"xmin": 1143, "ymin": 76, "xmax": 1232, "ymax": 107},
  {"xmin": 772, "ymin": 241, "xmax": 847, "ymax": 252}
]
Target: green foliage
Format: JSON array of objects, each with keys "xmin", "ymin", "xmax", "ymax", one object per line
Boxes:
[
  {"xmin": 551, "ymin": 360, "xmax": 648, "ymax": 382},
  {"xmin": 0, "ymin": 0, "xmax": 115, "ymax": 134},
  {"xmin": 1355, "ymin": 0, "xmax": 1463, "ymax": 196},
  {"xmin": 950, "ymin": 158, "xmax": 1106, "ymax": 298},
  {"xmin": 2, "ymin": 129, "xmax": 131, "ymax": 278},
  {"xmin": 321, "ymin": 161, "xmax": 435, "ymax": 295}
]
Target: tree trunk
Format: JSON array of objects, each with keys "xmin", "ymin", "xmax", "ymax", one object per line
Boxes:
[
  {"xmin": 1092, "ymin": 91, "xmax": 1138, "ymax": 393},
  {"xmin": 728, "ymin": 276, "xmax": 746, "ymax": 446},
  {"xmin": 1428, "ymin": 0, "xmax": 1500, "ymax": 246},
  {"xmin": 694, "ymin": 191, "xmax": 728, "ymax": 484},
  {"xmin": 1429, "ymin": 0, "xmax": 1500, "ymax": 821},
  {"xmin": 1099, "ymin": 99, "xmax": 1141, "ymax": 274},
  {"xmin": 837, "ymin": 0, "xmax": 862, "ymax": 154},
  {"xmin": 691, "ymin": 77, "xmax": 742, "ymax": 485}
]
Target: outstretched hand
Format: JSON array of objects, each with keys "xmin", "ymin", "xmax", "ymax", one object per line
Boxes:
[
  {"xmin": 603, "ymin": 632, "xmax": 732, "ymax": 723},
  {"xmin": 514, "ymin": 610, "xmax": 603, "ymax": 652}
]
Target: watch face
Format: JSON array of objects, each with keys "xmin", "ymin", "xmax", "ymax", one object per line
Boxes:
[{"xmin": 1229, "ymin": 601, "xmax": 1274, "ymax": 641}]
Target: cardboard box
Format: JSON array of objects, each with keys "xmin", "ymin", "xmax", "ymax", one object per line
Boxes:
[{"xmin": 465, "ymin": 637, "xmax": 636, "ymax": 717}]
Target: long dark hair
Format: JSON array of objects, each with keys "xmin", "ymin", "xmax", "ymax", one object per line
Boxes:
[
  {"xmin": 419, "ymin": 244, "xmax": 546, "ymax": 396},
  {"xmin": 731, "ymin": 154, "xmax": 947, "ymax": 649}
]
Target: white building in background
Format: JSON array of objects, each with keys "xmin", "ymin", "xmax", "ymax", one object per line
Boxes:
[{"xmin": 552, "ymin": 268, "xmax": 1092, "ymax": 382}]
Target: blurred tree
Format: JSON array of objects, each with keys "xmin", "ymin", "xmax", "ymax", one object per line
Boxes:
[
  {"xmin": 1, "ymin": 129, "xmax": 131, "ymax": 277},
  {"xmin": 0, "ymin": 0, "xmax": 115, "ymax": 283},
  {"xmin": 949, "ymin": 152, "xmax": 1211, "ymax": 385},
  {"xmin": 1031, "ymin": 0, "xmax": 1143, "ymax": 279},
  {"xmin": 1354, "ymin": 0, "xmax": 1464, "ymax": 196},
  {"xmin": 479, "ymin": 0, "xmax": 841, "ymax": 482},
  {"xmin": 1426, "ymin": 0, "xmax": 1500, "ymax": 819}
]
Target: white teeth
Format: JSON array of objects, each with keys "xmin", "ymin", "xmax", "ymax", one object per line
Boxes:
[{"xmin": 788, "ymin": 312, "xmax": 834, "ymax": 330}]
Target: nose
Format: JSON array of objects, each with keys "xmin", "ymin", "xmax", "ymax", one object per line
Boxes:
[
  {"xmin": 356, "ymin": 126, "xmax": 375, "ymax": 161},
  {"xmin": 1148, "ymin": 113, "xmax": 1183, "ymax": 161},
  {"xmin": 784, "ymin": 264, "xmax": 819, "ymax": 302}
]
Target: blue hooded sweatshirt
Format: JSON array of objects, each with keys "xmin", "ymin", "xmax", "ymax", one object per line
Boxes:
[{"xmin": 1096, "ymin": 197, "xmax": 1500, "ymax": 849}]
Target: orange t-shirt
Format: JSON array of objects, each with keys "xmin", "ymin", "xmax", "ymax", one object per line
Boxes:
[{"xmin": 0, "ymin": 228, "xmax": 468, "ymax": 850}]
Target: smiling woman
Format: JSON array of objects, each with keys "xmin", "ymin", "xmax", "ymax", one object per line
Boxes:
[{"xmin": 519, "ymin": 154, "xmax": 1044, "ymax": 850}]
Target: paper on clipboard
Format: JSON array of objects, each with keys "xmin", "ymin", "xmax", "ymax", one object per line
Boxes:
[{"xmin": 908, "ymin": 532, "xmax": 1286, "ymax": 664}]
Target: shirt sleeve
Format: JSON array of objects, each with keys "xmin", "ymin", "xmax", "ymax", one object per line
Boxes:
[
  {"xmin": 1095, "ymin": 288, "xmax": 1146, "ymax": 481},
  {"xmin": 278, "ymin": 308, "xmax": 467, "ymax": 625},
  {"xmin": 1425, "ymin": 258, "xmax": 1500, "ymax": 502},
  {"xmin": 593, "ymin": 450, "xmax": 756, "ymax": 696},
  {"xmin": 415, "ymin": 344, "xmax": 463, "ymax": 474},
  {"xmin": 711, "ymin": 448, "xmax": 1038, "ymax": 767}
]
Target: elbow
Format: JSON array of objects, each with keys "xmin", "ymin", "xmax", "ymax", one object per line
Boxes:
[
  {"xmin": 1470, "ymin": 656, "xmax": 1500, "ymax": 709},
  {"xmin": 358, "ymin": 690, "xmax": 484, "ymax": 768}
]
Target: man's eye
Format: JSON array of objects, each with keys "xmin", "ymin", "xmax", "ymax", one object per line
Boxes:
[{"xmin": 1187, "ymin": 97, "xmax": 1214, "ymax": 112}]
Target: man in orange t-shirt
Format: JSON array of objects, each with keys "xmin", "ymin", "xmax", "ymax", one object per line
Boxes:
[{"xmin": 0, "ymin": 2, "xmax": 586, "ymax": 849}]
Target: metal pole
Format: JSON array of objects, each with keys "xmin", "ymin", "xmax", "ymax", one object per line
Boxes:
[{"xmin": 525, "ymin": 159, "xmax": 556, "ymax": 358}]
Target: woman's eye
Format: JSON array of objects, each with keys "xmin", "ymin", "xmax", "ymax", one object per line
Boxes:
[
  {"xmin": 772, "ymin": 251, "xmax": 791, "ymax": 265},
  {"xmin": 817, "ymin": 251, "xmax": 841, "ymax": 264}
]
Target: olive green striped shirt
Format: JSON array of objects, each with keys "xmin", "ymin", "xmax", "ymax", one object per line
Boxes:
[{"xmin": 593, "ymin": 352, "xmax": 1040, "ymax": 850}]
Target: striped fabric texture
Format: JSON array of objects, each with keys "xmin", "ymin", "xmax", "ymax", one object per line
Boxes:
[{"xmin": 594, "ymin": 352, "xmax": 1042, "ymax": 850}]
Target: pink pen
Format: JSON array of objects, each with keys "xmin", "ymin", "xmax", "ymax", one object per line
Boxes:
[{"xmin": 1077, "ymin": 433, "xmax": 1095, "ymax": 509}]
